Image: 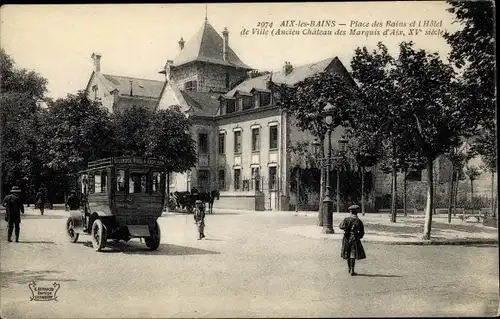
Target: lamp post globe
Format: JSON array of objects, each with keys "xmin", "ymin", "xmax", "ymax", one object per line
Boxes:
[{"xmin": 323, "ymin": 102, "xmax": 335, "ymax": 125}]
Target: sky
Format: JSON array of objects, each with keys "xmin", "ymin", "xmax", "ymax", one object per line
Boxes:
[{"xmin": 0, "ymin": 2, "xmax": 460, "ymax": 99}]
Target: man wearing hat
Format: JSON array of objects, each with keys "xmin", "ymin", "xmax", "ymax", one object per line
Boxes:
[
  {"xmin": 339, "ymin": 204, "xmax": 366, "ymax": 276},
  {"xmin": 2, "ymin": 186, "xmax": 25, "ymax": 242},
  {"xmin": 65, "ymin": 190, "xmax": 80, "ymax": 211}
]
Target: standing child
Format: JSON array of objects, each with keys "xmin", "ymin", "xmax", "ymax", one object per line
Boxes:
[
  {"xmin": 194, "ymin": 200, "xmax": 206, "ymax": 240},
  {"xmin": 339, "ymin": 204, "xmax": 366, "ymax": 276}
]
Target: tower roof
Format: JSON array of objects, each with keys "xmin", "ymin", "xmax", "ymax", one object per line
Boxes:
[{"xmin": 173, "ymin": 20, "xmax": 252, "ymax": 70}]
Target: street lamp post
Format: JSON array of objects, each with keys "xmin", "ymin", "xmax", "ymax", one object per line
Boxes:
[
  {"xmin": 312, "ymin": 103, "xmax": 349, "ymax": 234},
  {"xmin": 322, "ymin": 103, "xmax": 335, "ymax": 234}
]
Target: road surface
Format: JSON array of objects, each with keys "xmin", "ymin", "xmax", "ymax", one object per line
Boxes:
[{"xmin": 1, "ymin": 210, "xmax": 498, "ymax": 317}]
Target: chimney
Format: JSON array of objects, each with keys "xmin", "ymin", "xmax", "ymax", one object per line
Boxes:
[
  {"xmin": 222, "ymin": 27, "xmax": 229, "ymax": 61},
  {"xmin": 178, "ymin": 37, "xmax": 185, "ymax": 50},
  {"xmin": 91, "ymin": 53, "xmax": 102, "ymax": 72}
]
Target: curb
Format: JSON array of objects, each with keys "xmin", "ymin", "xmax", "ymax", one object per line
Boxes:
[
  {"xmin": 371, "ymin": 239, "xmax": 499, "ymax": 246},
  {"xmin": 299, "ymin": 235, "xmax": 498, "ymax": 246}
]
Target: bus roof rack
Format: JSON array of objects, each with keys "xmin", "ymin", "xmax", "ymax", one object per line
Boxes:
[{"xmin": 86, "ymin": 157, "xmax": 165, "ymax": 171}]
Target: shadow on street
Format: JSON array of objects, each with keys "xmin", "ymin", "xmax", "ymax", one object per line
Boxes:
[
  {"xmin": 16, "ymin": 241, "xmax": 56, "ymax": 244},
  {"xmin": 1, "ymin": 270, "xmax": 77, "ymax": 288},
  {"xmin": 355, "ymin": 273, "xmax": 402, "ymax": 278},
  {"xmin": 81, "ymin": 241, "xmax": 221, "ymax": 256}
]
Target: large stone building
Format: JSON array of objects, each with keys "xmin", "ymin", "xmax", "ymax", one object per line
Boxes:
[
  {"xmin": 155, "ymin": 19, "xmax": 359, "ymax": 211},
  {"xmin": 85, "ymin": 18, "xmax": 495, "ymax": 212}
]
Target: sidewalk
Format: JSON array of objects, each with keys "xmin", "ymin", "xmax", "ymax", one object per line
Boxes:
[{"xmin": 280, "ymin": 212, "xmax": 499, "ymax": 245}]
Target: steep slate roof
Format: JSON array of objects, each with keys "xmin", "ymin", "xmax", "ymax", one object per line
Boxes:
[
  {"xmin": 173, "ymin": 20, "xmax": 252, "ymax": 70},
  {"xmin": 102, "ymin": 74, "xmax": 164, "ymax": 99},
  {"xmin": 181, "ymin": 90, "xmax": 221, "ymax": 117},
  {"xmin": 225, "ymin": 57, "xmax": 345, "ymax": 97}
]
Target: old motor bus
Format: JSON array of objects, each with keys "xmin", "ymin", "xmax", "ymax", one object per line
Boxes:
[{"xmin": 66, "ymin": 157, "xmax": 166, "ymax": 251}]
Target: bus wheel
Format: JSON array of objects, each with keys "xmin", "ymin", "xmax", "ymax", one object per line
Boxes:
[
  {"xmin": 66, "ymin": 217, "xmax": 79, "ymax": 243},
  {"xmin": 145, "ymin": 221, "xmax": 161, "ymax": 251},
  {"xmin": 91, "ymin": 219, "xmax": 107, "ymax": 251}
]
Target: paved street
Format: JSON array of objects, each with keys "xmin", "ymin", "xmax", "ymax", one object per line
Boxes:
[{"xmin": 1, "ymin": 209, "xmax": 499, "ymax": 318}]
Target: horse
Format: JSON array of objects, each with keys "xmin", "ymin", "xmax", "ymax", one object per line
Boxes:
[{"xmin": 198, "ymin": 189, "xmax": 220, "ymax": 214}]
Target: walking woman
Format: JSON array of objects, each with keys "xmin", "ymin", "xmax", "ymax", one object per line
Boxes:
[
  {"xmin": 35, "ymin": 188, "xmax": 45, "ymax": 215},
  {"xmin": 339, "ymin": 204, "xmax": 366, "ymax": 276}
]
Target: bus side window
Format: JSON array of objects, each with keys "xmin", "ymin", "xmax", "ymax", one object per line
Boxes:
[
  {"xmin": 102, "ymin": 170, "xmax": 108, "ymax": 193},
  {"xmin": 117, "ymin": 170, "xmax": 125, "ymax": 192},
  {"xmin": 94, "ymin": 171, "xmax": 102, "ymax": 193},
  {"xmin": 152, "ymin": 172, "xmax": 161, "ymax": 193},
  {"xmin": 88, "ymin": 174, "xmax": 95, "ymax": 194}
]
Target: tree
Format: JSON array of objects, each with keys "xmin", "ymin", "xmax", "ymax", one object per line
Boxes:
[
  {"xmin": 111, "ymin": 105, "xmax": 155, "ymax": 157},
  {"xmin": 393, "ymin": 42, "xmax": 482, "ymax": 239},
  {"xmin": 43, "ymin": 91, "xmax": 115, "ymax": 196},
  {"xmin": 344, "ymin": 134, "xmax": 382, "ymax": 215},
  {"xmin": 464, "ymin": 165, "xmax": 482, "ymax": 221},
  {"xmin": 0, "ymin": 48, "xmax": 48, "ymax": 200},
  {"xmin": 444, "ymin": 145, "xmax": 470, "ymax": 223},
  {"xmin": 350, "ymin": 42, "xmax": 415, "ymax": 223},
  {"xmin": 444, "ymin": 1, "xmax": 496, "ymax": 216},
  {"xmin": 275, "ymin": 72, "xmax": 358, "ymax": 225},
  {"xmin": 112, "ymin": 105, "xmax": 197, "ymax": 197},
  {"xmin": 145, "ymin": 106, "xmax": 197, "ymax": 174}
]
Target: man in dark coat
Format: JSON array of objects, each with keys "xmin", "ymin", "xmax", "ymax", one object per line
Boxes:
[
  {"xmin": 35, "ymin": 188, "xmax": 45, "ymax": 215},
  {"xmin": 339, "ymin": 204, "xmax": 366, "ymax": 276},
  {"xmin": 65, "ymin": 191, "xmax": 80, "ymax": 211},
  {"xmin": 3, "ymin": 186, "xmax": 25, "ymax": 242}
]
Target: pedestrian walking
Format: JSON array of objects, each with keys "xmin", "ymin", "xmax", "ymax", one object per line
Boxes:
[
  {"xmin": 339, "ymin": 204, "xmax": 366, "ymax": 276},
  {"xmin": 2, "ymin": 186, "xmax": 25, "ymax": 242},
  {"xmin": 35, "ymin": 188, "xmax": 46, "ymax": 215},
  {"xmin": 65, "ymin": 191, "xmax": 80, "ymax": 211},
  {"xmin": 194, "ymin": 199, "xmax": 206, "ymax": 240}
]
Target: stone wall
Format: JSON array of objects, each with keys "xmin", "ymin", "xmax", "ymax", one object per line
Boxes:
[{"xmin": 172, "ymin": 62, "xmax": 247, "ymax": 93}]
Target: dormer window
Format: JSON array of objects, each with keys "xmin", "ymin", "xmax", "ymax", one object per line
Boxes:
[
  {"xmin": 250, "ymin": 88, "xmax": 272, "ymax": 108},
  {"xmin": 242, "ymin": 96, "xmax": 252, "ymax": 110},
  {"xmin": 226, "ymin": 98, "xmax": 236, "ymax": 114},
  {"xmin": 234, "ymin": 91, "xmax": 252, "ymax": 112},
  {"xmin": 185, "ymin": 80, "xmax": 197, "ymax": 91},
  {"xmin": 260, "ymin": 92, "xmax": 271, "ymax": 106}
]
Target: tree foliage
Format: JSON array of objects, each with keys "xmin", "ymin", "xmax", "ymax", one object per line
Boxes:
[
  {"xmin": 43, "ymin": 91, "xmax": 115, "ymax": 183},
  {"xmin": 276, "ymin": 72, "xmax": 358, "ymax": 141},
  {"xmin": 0, "ymin": 48, "xmax": 48, "ymax": 198},
  {"xmin": 145, "ymin": 106, "xmax": 197, "ymax": 173},
  {"xmin": 1, "ymin": 49, "xmax": 197, "ymax": 200},
  {"xmin": 444, "ymin": 0, "xmax": 496, "ymax": 172}
]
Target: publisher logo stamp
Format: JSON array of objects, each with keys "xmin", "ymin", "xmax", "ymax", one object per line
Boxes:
[{"xmin": 28, "ymin": 282, "xmax": 60, "ymax": 301}]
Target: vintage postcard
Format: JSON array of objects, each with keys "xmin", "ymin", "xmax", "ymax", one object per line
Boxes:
[{"xmin": 0, "ymin": 2, "xmax": 497, "ymax": 318}]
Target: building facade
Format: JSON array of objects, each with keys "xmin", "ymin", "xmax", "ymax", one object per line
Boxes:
[
  {"xmin": 154, "ymin": 19, "xmax": 360, "ymax": 211},
  {"xmin": 85, "ymin": 53, "xmax": 164, "ymax": 113},
  {"xmin": 85, "ymin": 19, "xmax": 485, "ymax": 212}
]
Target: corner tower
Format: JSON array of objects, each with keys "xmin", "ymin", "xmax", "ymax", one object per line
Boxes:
[{"xmin": 161, "ymin": 20, "xmax": 253, "ymax": 93}]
